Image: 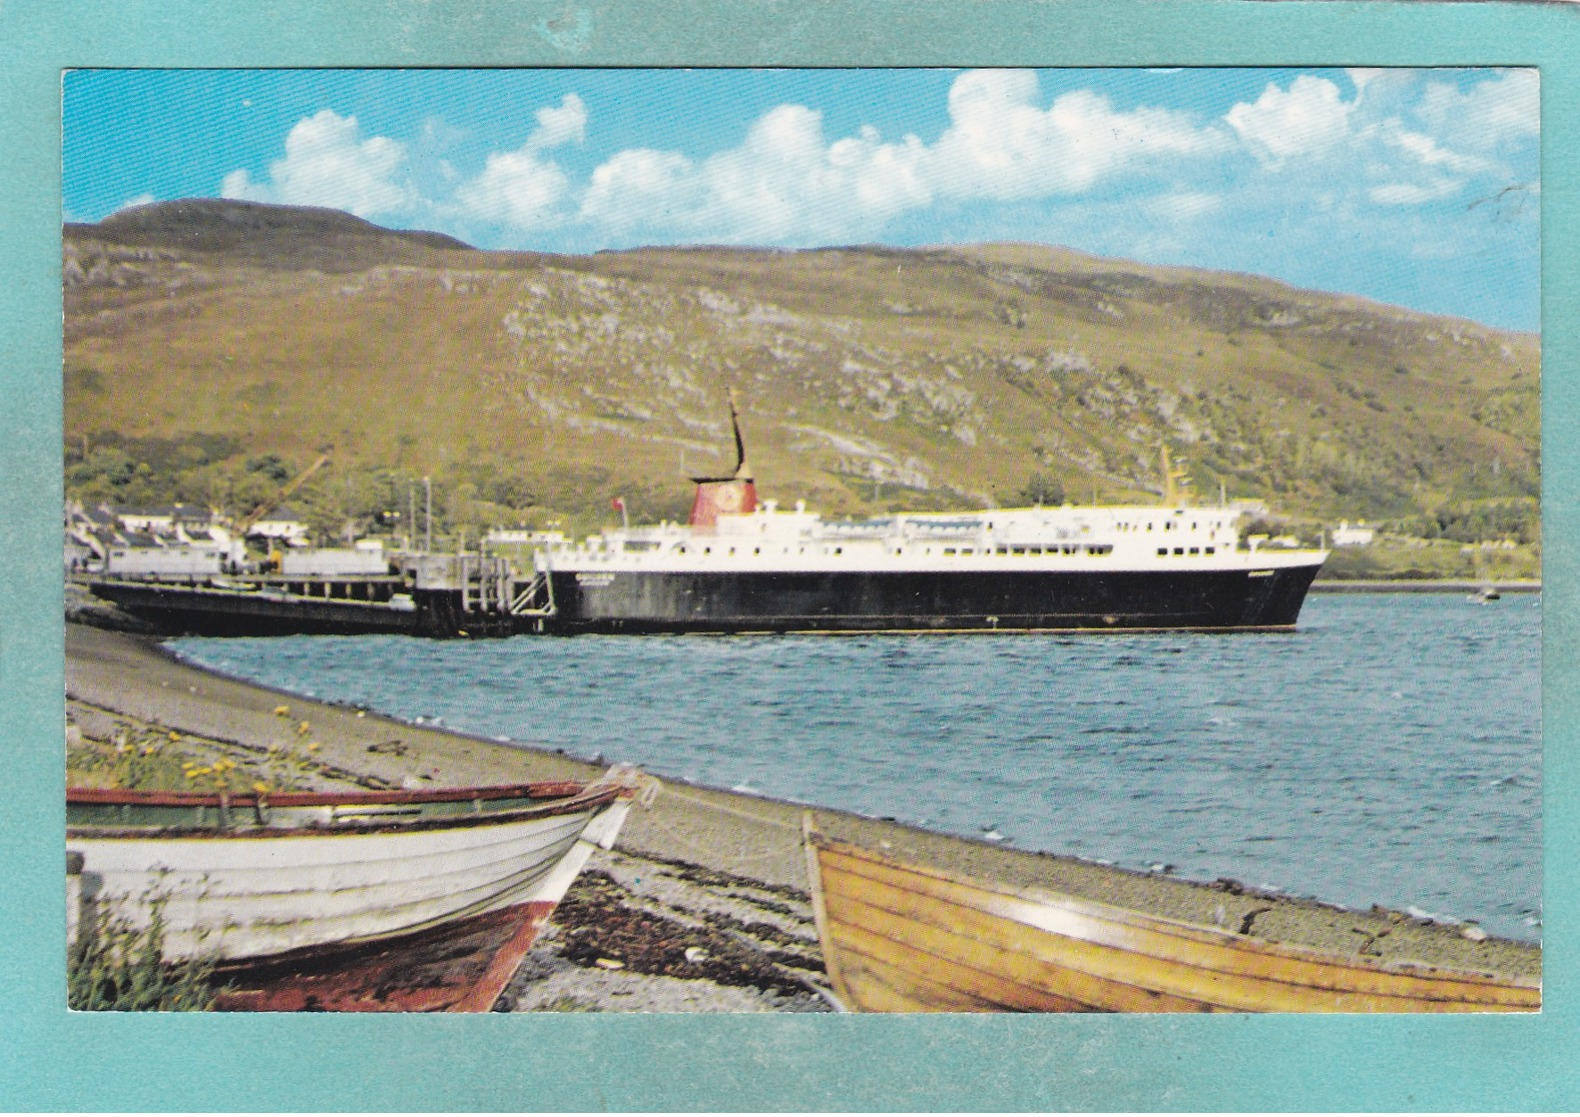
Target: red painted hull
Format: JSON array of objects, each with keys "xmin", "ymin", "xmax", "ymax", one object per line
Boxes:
[{"xmin": 212, "ymin": 898, "xmax": 557, "ymax": 1012}]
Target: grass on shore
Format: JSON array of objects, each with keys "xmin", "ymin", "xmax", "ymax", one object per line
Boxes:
[
  {"xmin": 66, "ymin": 708, "xmax": 329, "ymax": 793},
  {"xmin": 67, "ymin": 897, "xmax": 224, "ymax": 1012}
]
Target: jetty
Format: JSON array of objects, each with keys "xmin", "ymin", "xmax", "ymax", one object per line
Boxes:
[{"xmin": 79, "ymin": 548, "xmax": 557, "ymax": 639}]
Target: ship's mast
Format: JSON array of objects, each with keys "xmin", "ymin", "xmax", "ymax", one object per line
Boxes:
[{"xmin": 728, "ymin": 388, "xmax": 752, "ymax": 480}]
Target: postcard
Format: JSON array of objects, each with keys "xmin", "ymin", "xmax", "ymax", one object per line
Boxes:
[{"xmin": 7, "ymin": 0, "xmax": 1578, "ymax": 1110}]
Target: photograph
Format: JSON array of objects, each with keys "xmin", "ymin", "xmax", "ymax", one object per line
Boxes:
[
  {"xmin": 5, "ymin": 0, "xmax": 1578, "ymax": 1110},
  {"xmin": 61, "ymin": 65, "xmax": 1540, "ymax": 1015}
]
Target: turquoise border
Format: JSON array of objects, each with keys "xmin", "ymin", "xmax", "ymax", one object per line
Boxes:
[{"xmin": 3, "ymin": 1, "xmax": 1574, "ymax": 1109}]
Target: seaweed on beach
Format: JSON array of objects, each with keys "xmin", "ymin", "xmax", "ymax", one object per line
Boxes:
[
  {"xmin": 553, "ymin": 871, "xmax": 821, "ymax": 998},
  {"xmin": 646, "ymin": 854, "xmax": 811, "ymax": 903}
]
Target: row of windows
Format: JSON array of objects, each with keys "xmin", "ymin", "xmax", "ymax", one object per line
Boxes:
[
  {"xmin": 657, "ymin": 543, "xmax": 1118, "ymax": 558},
  {"xmin": 1157, "ymin": 546, "xmax": 1216, "ymax": 556},
  {"xmin": 1118, "ymin": 521, "xmax": 1215, "ymax": 533},
  {"xmin": 978, "ymin": 544, "xmax": 1114, "ymax": 556}
]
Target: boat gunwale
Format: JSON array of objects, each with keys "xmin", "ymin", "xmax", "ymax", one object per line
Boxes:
[
  {"xmin": 67, "ymin": 779, "xmax": 589, "ymax": 809},
  {"xmin": 67, "ymin": 785, "xmax": 623, "ymax": 840},
  {"xmin": 811, "ymin": 835, "xmax": 1540, "ymax": 995}
]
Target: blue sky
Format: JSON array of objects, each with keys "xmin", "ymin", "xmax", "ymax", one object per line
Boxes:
[{"xmin": 63, "ymin": 68, "xmax": 1539, "ymax": 330}]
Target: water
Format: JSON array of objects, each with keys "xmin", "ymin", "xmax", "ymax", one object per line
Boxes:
[{"xmin": 170, "ymin": 592, "xmax": 1542, "ymax": 942}]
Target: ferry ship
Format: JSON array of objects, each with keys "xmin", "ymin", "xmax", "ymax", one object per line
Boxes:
[{"xmin": 536, "ymin": 403, "xmax": 1328, "ymax": 634}]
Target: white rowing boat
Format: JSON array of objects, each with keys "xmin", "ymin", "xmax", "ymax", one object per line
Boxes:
[{"xmin": 68, "ymin": 766, "xmax": 656, "ymax": 1010}]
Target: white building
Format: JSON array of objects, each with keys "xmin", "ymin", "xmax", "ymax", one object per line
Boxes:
[
  {"xmin": 1331, "ymin": 520, "xmax": 1375, "ymax": 547},
  {"xmin": 114, "ymin": 503, "xmax": 211, "ymax": 534},
  {"xmin": 248, "ymin": 506, "xmax": 312, "ymax": 546}
]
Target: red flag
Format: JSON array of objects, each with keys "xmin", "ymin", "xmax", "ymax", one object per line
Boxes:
[{"xmin": 611, "ymin": 497, "xmax": 626, "ymax": 512}]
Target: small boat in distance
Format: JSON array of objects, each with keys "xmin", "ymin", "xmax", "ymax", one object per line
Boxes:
[
  {"xmin": 1470, "ymin": 585, "xmax": 1502, "ymax": 604},
  {"xmin": 68, "ymin": 767, "xmax": 656, "ymax": 1012},
  {"xmin": 803, "ymin": 827, "xmax": 1539, "ymax": 1013},
  {"xmin": 537, "ymin": 399, "xmax": 1330, "ymax": 634}
]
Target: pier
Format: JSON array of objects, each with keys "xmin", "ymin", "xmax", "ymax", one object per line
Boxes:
[{"xmin": 81, "ymin": 547, "xmax": 558, "ymax": 638}]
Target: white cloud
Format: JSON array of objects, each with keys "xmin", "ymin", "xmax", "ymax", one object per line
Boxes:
[
  {"xmin": 579, "ymin": 104, "xmax": 932, "ymax": 244},
  {"xmin": 221, "ymin": 109, "xmax": 412, "ymax": 218},
  {"xmin": 580, "ymin": 148, "xmax": 698, "ymax": 229},
  {"xmin": 1419, "ymin": 69, "xmax": 1538, "ymax": 151},
  {"xmin": 575, "ymin": 70, "xmax": 1227, "ymax": 245},
  {"xmin": 930, "ymin": 74, "xmax": 1227, "ymax": 200},
  {"xmin": 1345, "ymin": 68, "xmax": 1384, "ymax": 96},
  {"xmin": 116, "ymin": 193, "xmax": 157, "ymax": 212},
  {"xmin": 1386, "ymin": 127, "xmax": 1497, "ymax": 176},
  {"xmin": 525, "ymin": 93, "xmax": 587, "ymax": 151},
  {"xmin": 454, "ymin": 149, "xmax": 572, "ymax": 230},
  {"xmin": 1368, "ymin": 180, "xmax": 1463, "ymax": 206},
  {"xmin": 1344, "ymin": 68, "xmax": 1420, "ymax": 105},
  {"xmin": 704, "ymin": 107, "xmax": 932, "ymax": 240},
  {"xmin": 450, "ymin": 94, "xmax": 586, "ymax": 231},
  {"xmin": 1226, "ymin": 75, "xmax": 1355, "ymax": 166}
]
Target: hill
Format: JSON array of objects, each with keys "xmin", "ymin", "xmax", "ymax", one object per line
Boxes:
[
  {"xmin": 68, "ymin": 198, "xmax": 476, "ymax": 270},
  {"xmin": 63, "ymin": 200, "xmax": 1539, "ymax": 566}
]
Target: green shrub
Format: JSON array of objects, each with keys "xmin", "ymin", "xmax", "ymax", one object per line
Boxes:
[{"xmin": 67, "ymin": 898, "xmax": 223, "ymax": 1012}]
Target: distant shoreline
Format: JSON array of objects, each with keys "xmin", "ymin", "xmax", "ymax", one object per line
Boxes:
[{"xmin": 1311, "ymin": 579, "xmax": 1540, "ymax": 594}]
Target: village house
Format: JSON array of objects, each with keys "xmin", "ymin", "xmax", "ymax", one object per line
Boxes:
[
  {"xmin": 1331, "ymin": 520, "xmax": 1376, "ymax": 547},
  {"xmin": 246, "ymin": 505, "xmax": 312, "ymax": 546}
]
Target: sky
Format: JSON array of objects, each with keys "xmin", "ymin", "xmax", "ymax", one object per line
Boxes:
[{"xmin": 63, "ymin": 67, "xmax": 1539, "ymax": 331}]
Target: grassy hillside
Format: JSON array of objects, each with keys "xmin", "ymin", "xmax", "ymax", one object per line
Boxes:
[{"xmin": 64, "ymin": 200, "xmax": 1539, "ymax": 561}]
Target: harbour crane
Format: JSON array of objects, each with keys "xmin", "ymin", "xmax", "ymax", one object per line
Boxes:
[{"xmin": 232, "ymin": 452, "xmax": 331, "ymax": 538}]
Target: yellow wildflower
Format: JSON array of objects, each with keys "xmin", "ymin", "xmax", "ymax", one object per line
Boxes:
[
  {"xmin": 168, "ymin": 731, "xmax": 180, "ymax": 741},
  {"xmin": 306, "ymin": 742, "xmax": 320, "ymax": 752},
  {"xmin": 273, "ymin": 705, "xmax": 290, "ymax": 717},
  {"xmin": 251, "ymin": 782, "xmax": 270, "ymax": 794}
]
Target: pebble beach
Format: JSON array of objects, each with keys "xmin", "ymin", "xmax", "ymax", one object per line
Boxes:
[{"xmin": 65, "ymin": 619, "xmax": 1540, "ymax": 1011}]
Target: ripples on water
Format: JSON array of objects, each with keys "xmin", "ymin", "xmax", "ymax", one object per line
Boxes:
[{"xmin": 172, "ymin": 593, "xmax": 1542, "ymax": 941}]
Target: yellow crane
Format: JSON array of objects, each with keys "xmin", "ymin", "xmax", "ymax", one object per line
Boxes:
[{"xmin": 232, "ymin": 452, "xmax": 331, "ymax": 539}]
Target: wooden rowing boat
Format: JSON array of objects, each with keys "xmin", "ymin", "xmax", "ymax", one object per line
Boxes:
[
  {"xmin": 804, "ymin": 828, "xmax": 1539, "ymax": 1013},
  {"xmin": 68, "ymin": 767, "xmax": 656, "ymax": 1011}
]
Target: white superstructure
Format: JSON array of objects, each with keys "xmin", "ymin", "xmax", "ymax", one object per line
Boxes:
[{"xmin": 543, "ymin": 499, "xmax": 1326, "ymax": 576}]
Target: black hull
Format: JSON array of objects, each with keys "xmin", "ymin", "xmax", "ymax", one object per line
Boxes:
[{"xmin": 546, "ymin": 564, "xmax": 1323, "ymax": 634}]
